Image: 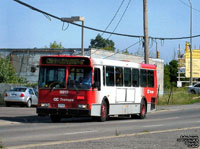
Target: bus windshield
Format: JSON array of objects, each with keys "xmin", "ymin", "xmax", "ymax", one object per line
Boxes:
[
  {"xmin": 67, "ymin": 67, "xmax": 92, "ymax": 90},
  {"xmin": 39, "ymin": 67, "xmax": 66, "ymax": 89}
]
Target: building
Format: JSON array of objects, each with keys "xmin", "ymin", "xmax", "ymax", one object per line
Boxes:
[{"xmin": 0, "ymin": 48, "xmax": 164, "ymax": 94}]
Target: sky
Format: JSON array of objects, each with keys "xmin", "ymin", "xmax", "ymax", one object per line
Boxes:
[{"xmin": 1, "ymin": 0, "xmax": 200, "ymax": 63}]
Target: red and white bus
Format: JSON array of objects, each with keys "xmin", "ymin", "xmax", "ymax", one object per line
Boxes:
[{"xmin": 37, "ymin": 55, "xmax": 157, "ymax": 122}]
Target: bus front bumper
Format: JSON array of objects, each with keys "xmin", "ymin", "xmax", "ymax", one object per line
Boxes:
[{"xmin": 37, "ymin": 107, "xmax": 91, "ymax": 117}]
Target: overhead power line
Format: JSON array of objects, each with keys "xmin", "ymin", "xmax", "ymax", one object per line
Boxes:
[
  {"xmin": 108, "ymin": 0, "xmax": 132, "ymax": 39},
  {"xmin": 13, "ymin": 0, "xmax": 142, "ymax": 38},
  {"xmin": 103, "ymin": 39, "xmax": 142, "ymax": 59},
  {"xmin": 101, "ymin": 0, "xmax": 126, "ymax": 36},
  {"xmin": 178, "ymin": 0, "xmax": 200, "ymax": 13},
  {"xmin": 13, "ymin": 0, "xmax": 200, "ymax": 40}
]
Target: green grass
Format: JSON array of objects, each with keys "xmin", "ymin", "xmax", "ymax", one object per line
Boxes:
[{"xmin": 158, "ymin": 87, "xmax": 200, "ymax": 105}]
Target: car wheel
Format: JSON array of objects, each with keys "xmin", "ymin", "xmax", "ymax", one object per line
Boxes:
[
  {"xmin": 27, "ymin": 99, "xmax": 32, "ymax": 108},
  {"xmin": 191, "ymin": 90, "xmax": 196, "ymax": 94}
]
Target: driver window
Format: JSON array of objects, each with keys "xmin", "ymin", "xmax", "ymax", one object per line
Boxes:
[{"xmin": 94, "ymin": 68, "xmax": 101, "ymax": 90}]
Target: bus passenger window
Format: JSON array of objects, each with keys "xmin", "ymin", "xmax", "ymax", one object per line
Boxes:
[
  {"xmin": 132, "ymin": 68, "xmax": 139, "ymax": 87},
  {"xmin": 124, "ymin": 68, "xmax": 131, "ymax": 87},
  {"xmin": 106, "ymin": 66, "xmax": 114, "ymax": 86},
  {"xmin": 148, "ymin": 70, "xmax": 154, "ymax": 87},
  {"xmin": 140, "ymin": 69, "xmax": 147, "ymax": 87},
  {"xmin": 115, "ymin": 67, "xmax": 123, "ymax": 86}
]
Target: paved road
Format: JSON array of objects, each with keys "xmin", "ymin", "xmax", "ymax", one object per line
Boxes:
[{"xmin": 0, "ymin": 103, "xmax": 200, "ymax": 149}]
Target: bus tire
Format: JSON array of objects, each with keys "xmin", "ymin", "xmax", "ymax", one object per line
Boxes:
[
  {"xmin": 99, "ymin": 100, "xmax": 108, "ymax": 122},
  {"xmin": 50, "ymin": 115, "xmax": 61, "ymax": 123},
  {"xmin": 139, "ymin": 99, "xmax": 146, "ymax": 119}
]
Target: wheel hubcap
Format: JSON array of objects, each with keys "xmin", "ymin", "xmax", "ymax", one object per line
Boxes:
[
  {"xmin": 102, "ymin": 104, "xmax": 106, "ymax": 118},
  {"xmin": 141, "ymin": 104, "xmax": 145, "ymax": 116}
]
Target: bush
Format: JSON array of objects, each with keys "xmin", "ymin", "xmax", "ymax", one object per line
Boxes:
[{"xmin": 0, "ymin": 56, "xmax": 25, "ymax": 84}]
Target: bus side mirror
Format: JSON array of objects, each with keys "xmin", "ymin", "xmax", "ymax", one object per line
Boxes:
[{"xmin": 92, "ymin": 82, "xmax": 100, "ymax": 91}]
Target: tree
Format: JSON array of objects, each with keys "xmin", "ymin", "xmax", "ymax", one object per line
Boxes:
[
  {"xmin": 46, "ymin": 41, "xmax": 64, "ymax": 49},
  {"xmin": 169, "ymin": 60, "xmax": 178, "ymax": 86},
  {"xmin": 89, "ymin": 34, "xmax": 115, "ymax": 51},
  {"xmin": 0, "ymin": 56, "xmax": 25, "ymax": 83},
  {"xmin": 122, "ymin": 49, "xmax": 129, "ymax": 54},
  {"xmin": 164, "ymin": 60, "xmax": 178, "ymax": 88},
  {"xmin": 164, "ymin": 64, "xmax": 171, "ymax": 89}
]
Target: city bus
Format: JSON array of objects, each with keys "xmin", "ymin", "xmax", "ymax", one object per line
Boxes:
[{"xmin": 37, "ymin": 55, "xmax": 157, "ymax": 122}]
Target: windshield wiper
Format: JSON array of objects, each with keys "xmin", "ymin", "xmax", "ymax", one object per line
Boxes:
[
  {"xmin": 50, "ymin": 87, "xmax": 56, "ymax": 92},
  {"xmin": 73, "ymin": 84, "xmax": 79, "ymax": 93}
]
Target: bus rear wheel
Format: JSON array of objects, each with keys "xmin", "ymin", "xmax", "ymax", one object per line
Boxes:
[
  {"xmin": 98, "ymin": 100, "xmax": 108, "ymax": 122},
  {"xmin": 139, "ymin": 99, "xmax": 146, "ymax": 119}
]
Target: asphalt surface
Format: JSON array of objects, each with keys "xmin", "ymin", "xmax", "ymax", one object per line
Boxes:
[{"xmin": 0, "ymin": 103, "xmax": 200, "ymax": 149}]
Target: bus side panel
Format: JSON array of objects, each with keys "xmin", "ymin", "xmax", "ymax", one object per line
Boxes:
[
  {"xmin": 91, "ymin": 86, "xmax": 116, "ymax": 116},
  {"xmin": 91, "ymin": 83, "xmax": 144, "ymax": 116},
  {"xmin": 109, "ymin": 104, "xmax": 140, "ymax": 115},
  {"xmin": 134, "ymin": 88, "xmax": 143, "ymax": 104},
  {"xmin": 143, "ymin": 87, "xmax": 157, "ymax": 112},
  {"xmin": 143, "ymin": 70, "xmax": 157, "ymax": 112}
]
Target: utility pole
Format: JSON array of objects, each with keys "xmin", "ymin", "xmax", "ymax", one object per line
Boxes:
[
  {"xmin": 143, "ymin": 0, "xmax": 149, "ymax": 64},
  {"xmin": 188, "ymin": 0, "xmax": 193, "ymax": 85},
  {"xmin": 81, "ymin": 20, "xmax": 84, "ymax": 56},
  {"xmin": 178, "ymin": 44, "xmax": 181, "ymax": 83}
]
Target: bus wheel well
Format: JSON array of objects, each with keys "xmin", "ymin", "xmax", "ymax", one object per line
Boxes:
[{"xmin": 103, "ymin": 97, "xmax": 109, "ymax": 115}]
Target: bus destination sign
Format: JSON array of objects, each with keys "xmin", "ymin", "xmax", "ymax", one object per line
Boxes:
[{"xmin": 41, "ymin": 57, "xmax": 90, "ymax": 65}]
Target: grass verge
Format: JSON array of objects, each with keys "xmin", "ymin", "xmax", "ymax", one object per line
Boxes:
[{"xmin": 158, "ymin": 87, "xmax": 200, "ymax": 105}]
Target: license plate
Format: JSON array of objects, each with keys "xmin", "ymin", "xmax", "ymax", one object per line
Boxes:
[{"xmin": 58, "ymin": 104, "xmax": 65, "ymax": 108}]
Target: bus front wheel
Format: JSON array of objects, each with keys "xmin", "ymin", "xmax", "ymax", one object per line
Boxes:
[{"xmin": 99, "ymin": 100, "xmax": 108, "ymax": 122}]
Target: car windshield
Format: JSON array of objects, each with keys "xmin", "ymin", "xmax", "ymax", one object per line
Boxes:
[
  {"xmin": 39, "ymin": 67, "xmax": 66, "ymax": 89},
  {"xmin": 67, "ymin": 67, "xmax": 92, "ymax": 90},
  {"xmin": 11, "ymin": 88, "xmax": 27, "ymax": 92}
]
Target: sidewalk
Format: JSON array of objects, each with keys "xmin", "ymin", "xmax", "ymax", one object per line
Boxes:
[{"xmin": 157, "ymin": 102, "xmax": 200, "ymax": 111}]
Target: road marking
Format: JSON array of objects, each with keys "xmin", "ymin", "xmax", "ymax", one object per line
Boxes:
[
  {"xmin": 143, "ymin": 124, "xmax": 163, "ymax": 128},
  {"xmin": 8, "ymin": 126, "xmax": 200, "ymax": 149},
  {"xmin": 62, "ymin": 130, "xmax": 97, "ymax": 136},
  {"xmin": 3, "ymin": 130, "xmax": 97, "ymax": 143}
]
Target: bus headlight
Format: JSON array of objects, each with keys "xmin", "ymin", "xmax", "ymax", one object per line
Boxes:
[
  {"xmin": 78, "ymin": 104, "xmax": 87, "ymax": 109},
  {"xmin": 41, "ymin": 103, "xmax": 49, "ymax": 107}
]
